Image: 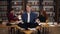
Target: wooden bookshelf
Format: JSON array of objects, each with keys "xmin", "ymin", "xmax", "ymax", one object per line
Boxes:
[
  {"xmin": 0, "ymin": 0, "xmax": 8, "ymax": 21},
  {"xmin": 43, "ymin": 0, "xmax": 55, "ymax": 22},
  {"xmin": 55, "ymin": 0, "xmax": 60, "ymax": 24}
]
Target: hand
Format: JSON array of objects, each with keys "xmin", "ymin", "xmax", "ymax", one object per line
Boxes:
[
  {"xmin": 36, "ymin": 19, "xmax": 40, "ymax": 24},
  {"xmin": 15, "ymin": 20, "xmax": 24, "ymax": 24},
  {"xmin": 18, "ymin": 20, "xmax": 24, "ymax": 24}
]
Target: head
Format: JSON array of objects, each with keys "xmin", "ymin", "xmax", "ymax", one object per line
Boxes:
[
  {"xmin": 19, "ymin": 9, "xmax": 23, "ymax": 14},
  {"xmin": 41, "ymin": 9, "xmax": 48, "ymax": 19},
  {"xmin": 26, "ymin": 4, "xmax": 31, "ymax": 13},
  {"xmin": 10, "ymin": 8, "xmax": 14, "ymax": 13}
]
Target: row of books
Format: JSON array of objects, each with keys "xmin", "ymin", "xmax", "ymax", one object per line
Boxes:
[
  {"xmin": 43, "ymin": 6, "xmax": 54, "ymax": 12},
  {"xmin": 12, "ymin": 2, "xmax": 23, "ymax": 6},
  {"xmin": 1, "ymin": 13, "xmax": 7, "ymax": 16},
  {"xmin": 0, "ymin": 1, "xmax": 8, "ymax": 21},
  {"xmin": 12, "ymin": 1, "xmax": 40, "ymax": 6},
  {"xmin": 27, "ymin": 1, "xmax": 40, "ymax": 5},
  {"xmin": 46, "ymin": 12, "xmax": 55, "ymax": 17},
  {"xmin": 0, "ymin": 1, "xmax": 8, "ymax": 5},
  {"xmin": 12, "ymin": 6, "xmax": 22, "ymax": 10},
  {"xmin": 0, "ymin": 6, "xmax": 7, "ymax": 11},
  {"xmin": 42, "ymin": 1, "xmax": 54, "ymax": 6}
]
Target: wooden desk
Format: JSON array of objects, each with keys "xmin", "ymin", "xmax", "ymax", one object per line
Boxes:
[
  {"xmin": 22, "ymin": 30, "xmax": 33, "ymax": 34},
  {"xmin": 0, "ymin": 24, "xmax": 17, "ymax": 34}
]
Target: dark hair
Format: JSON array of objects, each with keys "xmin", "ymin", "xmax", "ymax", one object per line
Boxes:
[
  {"xmin": 9, "ymin": 8, "xmax": 14, "ymax": 12},
  {"xmin": 41, "ymin": 10, "xmax": 48, "ymax": 19}
]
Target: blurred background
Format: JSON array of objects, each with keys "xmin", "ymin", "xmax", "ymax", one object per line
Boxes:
[
  {"xmin": 0, "ymin": 0, "xmax": 60, "ymax": 34},
  {"xmin": 0, "ymin": 0, "xmax": 60, "ymax": 23}
]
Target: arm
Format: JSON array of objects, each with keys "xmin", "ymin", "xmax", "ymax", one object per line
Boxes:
[
  {"xmin": 14, "ymin": 25, "xmax": 21, "ymax": 29},
  {"xmin": 45, "ymin": 18, "xmax": 49, "ymax": 27}
]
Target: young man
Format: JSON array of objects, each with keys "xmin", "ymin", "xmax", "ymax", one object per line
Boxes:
[{"xmin": 18, "ymin": 4, "xmax": 38, "ymax": 29}]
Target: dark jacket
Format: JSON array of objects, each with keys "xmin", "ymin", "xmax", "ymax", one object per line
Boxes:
[{"xmin": 21, "ymin": 12, "xmax": 38, "ymax": 23}]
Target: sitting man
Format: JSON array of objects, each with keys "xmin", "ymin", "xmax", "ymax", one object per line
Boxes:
[{"xmin": 18, "ymin": 4, "xmax": 39, "ymax": 30}]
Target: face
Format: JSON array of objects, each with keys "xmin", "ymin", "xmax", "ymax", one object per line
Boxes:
[
  {"xmin": 26, "ymin": 6, "xmax": 31, "ymax": 12},
  {"xmin": 10, "ymin": 10, "xmax": 14, "ymax": 13}
]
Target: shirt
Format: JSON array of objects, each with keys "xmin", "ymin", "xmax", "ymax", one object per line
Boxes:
[{"xmin": 27, "ymin": 13, "xmax": 30, "ymax": 23}]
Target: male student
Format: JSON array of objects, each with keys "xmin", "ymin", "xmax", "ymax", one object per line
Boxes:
[{"xmin": 18, "ymin": 4, "xmax": 38, "ymax": 30}]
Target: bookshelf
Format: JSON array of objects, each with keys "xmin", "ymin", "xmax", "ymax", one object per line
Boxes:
[
  {"xmin": 12, "ymin": 0, "xmax": 23, "ymax": 15},
  {"xmin": 11, "ymin": 0, "xmax": 43, "ymax": 17},
  {"xmin": 0, "ymin": 0, "xmax": 57, "ymax": 23},
  {"xmin": 0, "ymin": 0, "xmax": 8, "ymax": 21},
  {"xmin": 43, "ymin": 0, "xmax": 55, "ymax": 22},
  {"xmin": 27, "ymin": 0, "xmax": 42, "ymax": 12}
]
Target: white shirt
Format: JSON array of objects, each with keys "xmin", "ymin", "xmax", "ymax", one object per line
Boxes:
[{"xmin": 27, "ymin": 13, "xmax": 30, "ymax": 23}]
